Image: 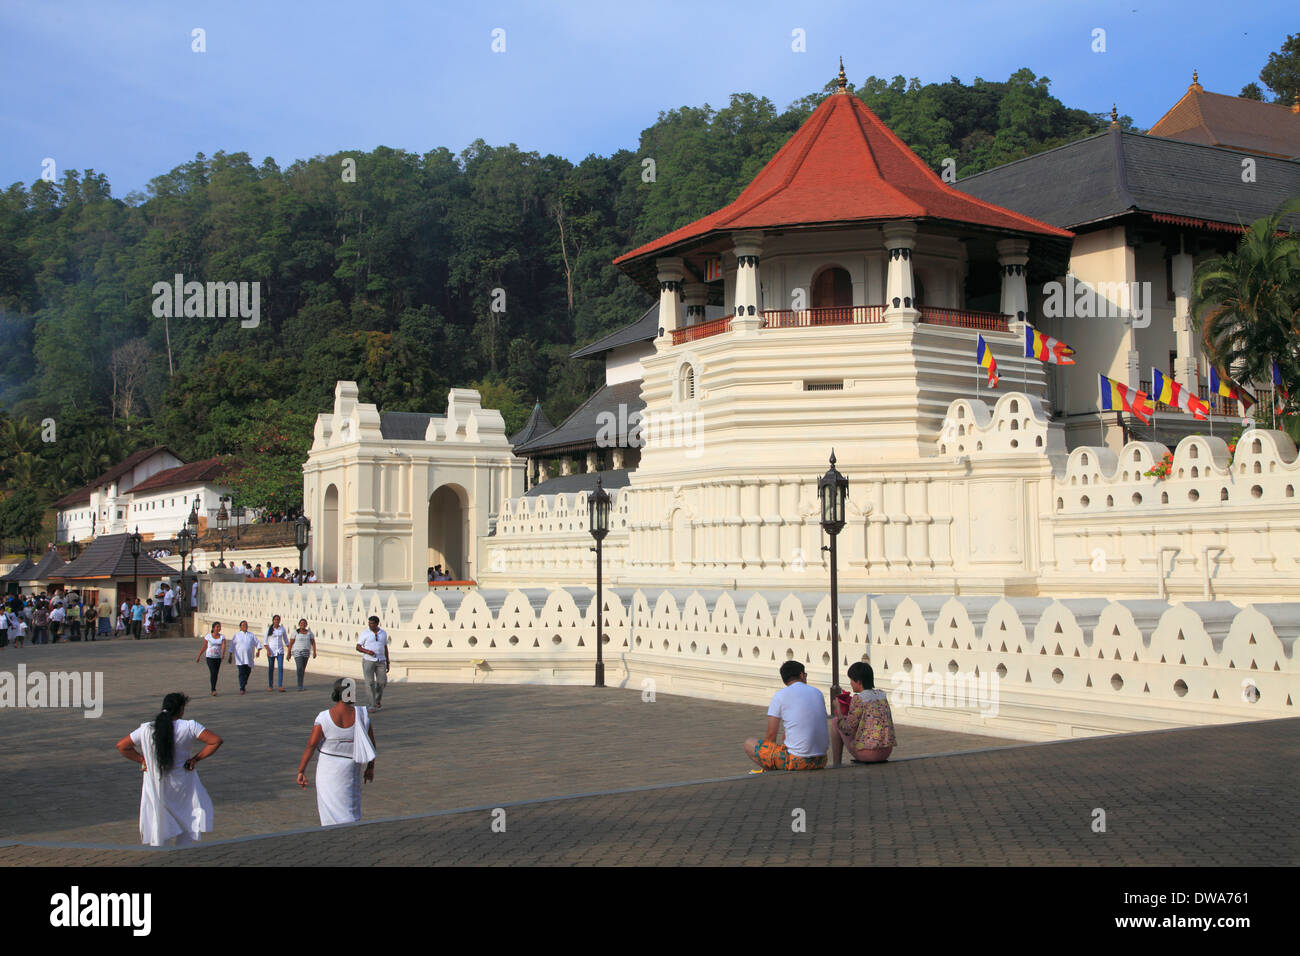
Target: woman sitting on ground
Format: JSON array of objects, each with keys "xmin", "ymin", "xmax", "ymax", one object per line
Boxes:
[{"xmin": 829, "ymin": 661, "xmax": 897, "ymax": 766}]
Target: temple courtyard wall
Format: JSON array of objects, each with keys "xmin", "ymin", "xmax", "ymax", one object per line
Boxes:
[{"xmin": 200, "ymin": 579, "xmax": 1298, "ymax": 742}]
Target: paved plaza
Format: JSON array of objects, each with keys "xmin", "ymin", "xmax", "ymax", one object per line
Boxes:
[{"xmin": 0, "ymin": 636, "xmax": 1295, "ymax": 866}]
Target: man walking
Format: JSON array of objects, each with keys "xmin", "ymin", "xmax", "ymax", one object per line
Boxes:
[
  {"xmin": 355, "ymin": 615, "xmax": 390, "ymax": 710},
  {"xmin": 743, "ymin": 661, "xmax": 830, "ymax": 772},
  {"xmin": 131, "ymin": 598, "xmax": 145, "ymax": 639},
  {"xmin": 228, "ymin": 620, "xmax": 261, "ymax": 694}
]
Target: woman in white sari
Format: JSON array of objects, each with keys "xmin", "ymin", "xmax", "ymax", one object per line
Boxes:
[
  {"xmin": 116, "ymin": 693, "xmax": 222, "ymax": 847},
  {"xmin": 296, "ymin": 678, "xmax": 376, "ymax": 825}
]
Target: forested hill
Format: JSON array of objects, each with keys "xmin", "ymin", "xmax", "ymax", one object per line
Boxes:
[{"xmin": 0, "ymin": 69, "xmax": 1116, "ymax": 512}]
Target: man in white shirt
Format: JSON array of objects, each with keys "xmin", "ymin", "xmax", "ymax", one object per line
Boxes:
[
  {"xmin": 227, "ymin": 620, "xmax": 262, "ymax": 694},
  {"xmin": 743, "ymin": 661, "xmax": 829, "ymax": 772},
  {"xmin": 355, "ymin": 615, "xmax": 390, "ymax": 709},
  {"xmin": 162, "ymin": 584, "xmax": 175, "ymax": 622},
  {"xmin": 49, "ymin": 602, "xmax": 66, "ymax": 642}
]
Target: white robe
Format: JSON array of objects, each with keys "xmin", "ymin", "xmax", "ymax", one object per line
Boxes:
[
  {"xmin": 131, "ymin": 719, "xmax": 214, "ymax": 846},
  {"xmin": 313, "ymin": 707, "xmax": 374, "ymax": 826}
]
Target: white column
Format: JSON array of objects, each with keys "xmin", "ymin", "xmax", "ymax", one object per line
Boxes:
[
  {"xmin": 1170, "ymin": 240, "xmax": 1196, "ymax": 389},
  {"xmin": 654, "ymin": 257, "xmax": 685, "ymax": 349},
  {"xmin": 683, "ymin": 281, "xmax": 708, "ymax": 327},
  {"xmin": 731, "ymin": 232, "xmax": 763, "ymax": 334},
  {"xmin": 996, "ymin": 238, "xmax": 1030, "ymax": 332},
  {"xmin": 882, "ymin": 222, "xmax": 920, "ymax": 323}
]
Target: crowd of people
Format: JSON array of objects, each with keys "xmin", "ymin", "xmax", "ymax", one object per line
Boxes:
[
  {"xmin": 228, "ymin": 561, "xmax": 317, "ymax": 583},
  {"xmin": 0, "ymin": 581, "xmax": 197, "ymax": 648},
  {"xmin": 426, "ymin": 565, "xmax": 455, "ymax": 582}
]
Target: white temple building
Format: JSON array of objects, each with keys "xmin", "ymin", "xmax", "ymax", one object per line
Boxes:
[{"xmin": 205, "ymin": 70, "xmax": 1300, "ymax": 741}]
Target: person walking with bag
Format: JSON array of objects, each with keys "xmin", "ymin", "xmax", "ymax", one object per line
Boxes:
[
  {"xmin": 296, "ymin": 678, "xmax": 376, "ymax": 825},
  {"xmin": 227, "ymin": 620, "xmax": 262, "ymax": 695},
  {"xmin": 355, "ymin": 616, "xmax": 390, "ymax": 710}
]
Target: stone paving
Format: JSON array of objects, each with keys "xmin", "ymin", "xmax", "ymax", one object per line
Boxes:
[
  {"xmin": 2, "ymin": 637, "xmax": 1295, "ymax": 866},
  {"xmin": 0, "ymin": 634, "xmax": 1017, "ymax": 860}
]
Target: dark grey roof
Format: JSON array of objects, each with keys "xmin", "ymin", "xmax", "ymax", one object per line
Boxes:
[
  {"xmin": 0, "ymin": 557, "xmax": 36, "ymax": 582},
  {"xmin": 513, "ymin": 380, "xmax": 644, "ymax": 455},
  {"xmin": 379, "ymin": 411, "xmax": 443, "ymax": 441},
  {"xmin": 956, "ymin": 129, "xmax": 1300, "ymax": 231},
  {"xmin": 523, "ymin": 469, "xmax": 631, "ymax": 497},
  {"xmin": 510, "ymin": 402, "xmax": 554, "ymax": 447},
  {"xmin": 51, "ymin": 534, "xmax": 177, "ymax": 581},
  {"xmin": 26, "ymin": 548, "xmax": 66, "ymax": 581},
  {"xmin": 570, "ymin": 304, "xmax": 727, "ymax": 359}
]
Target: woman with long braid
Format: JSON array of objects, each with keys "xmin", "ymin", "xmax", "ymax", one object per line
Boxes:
[{"xmin": 116, "ymin": 693, "xmax": 222, "ymax": 846}]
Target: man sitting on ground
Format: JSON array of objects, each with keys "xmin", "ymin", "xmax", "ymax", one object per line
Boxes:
[{"xmin": 743, "ymin": 661, "xmax": 829, "ymax": 772}]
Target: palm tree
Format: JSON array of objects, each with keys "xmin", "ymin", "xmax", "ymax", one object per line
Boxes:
[{"xmin": 1192, "ymin": 197, "xmax": 1300, "ymax": 411}]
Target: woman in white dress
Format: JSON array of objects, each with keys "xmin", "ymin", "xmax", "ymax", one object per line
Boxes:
[
  {"xmin": 296, "ymin": 678, "xmax": 377, "ymax": 825},
  {"xmin": 115, "ymin": 692, "xmax": 222, "ymax": 847}
]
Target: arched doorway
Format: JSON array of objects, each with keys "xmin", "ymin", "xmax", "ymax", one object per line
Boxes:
[
  {"xmin": 322, "ymin": 484, "xmax": 339, "ymax": 583},
  {"xmin": 428, "ymin": 484, "xmax": 469, "ymax": 581},
  {"xmin": 812, "ymin": 266, "xmax": 853, "ymax": 309}
]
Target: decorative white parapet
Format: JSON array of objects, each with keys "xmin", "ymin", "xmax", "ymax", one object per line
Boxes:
[{"xmin": 203, "ymin": 579, "xmax": 1298, "ymax": 742}]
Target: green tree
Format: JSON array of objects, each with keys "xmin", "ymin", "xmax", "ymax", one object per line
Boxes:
[
  {"xmin": 1192, "ymin": 197, "xmax": 1300, "ymax": 416},
  {"xmin": 1259, "ymin": 33, "xmax": 1300, "ymax": 104}
]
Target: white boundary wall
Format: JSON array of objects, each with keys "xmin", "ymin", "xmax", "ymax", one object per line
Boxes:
[{"xmin": 203, "ymin": 580, "xmax": 1298, "ymax": 742}]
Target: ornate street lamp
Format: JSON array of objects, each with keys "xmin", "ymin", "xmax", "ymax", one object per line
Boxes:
[
  {"xmin": 233, "ymin": 504, "xmax": 246, "ymax": 540},
  {"xmin": 294, "ymin": 515, "xmax": 310, "ymax": 586},
  {"xmin": 818, "ymin": 450, "xmax": 849, "ymax": 700},
  {"xmin": 187, "ymin": 500, "xmax": 200, "ymax": 538},
  {"xmin": 69, "ymin": 537, "xmax": 80, "ymax": 561},
  {"xmin": 216, "ymin": 500, "xmax": 229, "ymax": 567},
  {"xmin": 587, "ymin": 476, "xmax": 611, "ymax": 688},
  {"xmin": 177, "ymin": 527, "xmax": 194, "ymax": 617},
  {"xmin": 129, "ymin": 527, "xmax": 142, "ymax": 604}
]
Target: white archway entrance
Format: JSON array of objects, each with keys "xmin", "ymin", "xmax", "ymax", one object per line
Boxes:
[
  {"xmin": 323, "ymin": 484, "xmax": 339, "ymax": 583},
  {"xmin": 428, "ymin": 484, "xmax": 469, "ymax": 580}
]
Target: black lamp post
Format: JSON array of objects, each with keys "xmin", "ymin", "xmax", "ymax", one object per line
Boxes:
[
  {"xmin": 233, "ymin": 504, "xmax": 246, "ymax": 540},
  {"xmin": 69, "ymin": 537, "xmax": 80, "ymax": 562},
  {"xmin": 216, "ymin": 500, "xmax": 229, "ymax": 567},
  {"xmin": 818, "ymin": 450, "xmax": 849, "ymax": 700},
  {"xmin": 294, "ymin": 515, "xmax": 310, "ymax": 586},
  {"xmin": 177, "ymin": 527, "xmax": 193, "ymax": 617},
  {"xmin": 129, "ymin": 527, "xmax": 142, "ymax": 603},
  {"xmin": 587, "ymin": 476, "xmax": 611, "ymax": 688}
]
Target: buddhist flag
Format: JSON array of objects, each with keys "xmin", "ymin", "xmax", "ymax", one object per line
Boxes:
[
  {"xmin": 1209, "ymin": 366, "xmax": 1255, "ymax": 413},
  {"xmin": 1024, "ymin": 325, "xmax": 1075, "ymax": 365},
  {"xmin": 703, "ymin": 257, "xmax": 724, "ymax": 282},
  {"xmin": 1153, "ymin": 368, "xmax": 1208, "ymax": 420},
  {"xmin": 1273, "ymin": 361, "xmax": 1290, "ymax": 415},
  {"xmin": 977, "ymin": 334, "xmax": 999, "ymax": 387},
  {"xmin": 1099, "ymin": 373, "xmax": 1153, "ymax": 424}
]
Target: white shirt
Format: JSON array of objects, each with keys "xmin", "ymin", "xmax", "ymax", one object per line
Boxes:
[
  {"xmin": 230, "ymin": 630, "xmax": 261, "ymax": 666},
  {"xmin": 289, "ymin": 629, "xmax": 315, "ymax": 656},
  {"xmin": 203, "ymin": 633, "xmax": 225, "ymax": 658},
  {"xmin": 307, "ymin": 573, "xmax": 317, "ymax": 583},
  {"xmin": 357, "ymin": 628, "xmax": 388, "ymax": 662},
  {"xmin": 264, "ymin": 625, "xmax": 289, "ymax": 655},
  {"xmin": 163, "ymin": 590, "xmax": 174, "ymax": 607},
  {"xmin": 50, "ymin": 606, "xmax": 66, "ymax": 623},
  {"xmin": 767, "ymin": 680, "xmax": 830, "ymax": 758}
]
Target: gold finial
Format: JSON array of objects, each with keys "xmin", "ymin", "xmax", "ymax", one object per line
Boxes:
[
  {"xmin": 1190, "ymin": 69, "xmax": 1203, "ymax": 92},
  {"xmin": 836, "ymin": 56, "xmax": 847, "ymax": 93},
  {"xmin": 1110, "ymin": 104, "xmax": 1119, "ymax": 128}
]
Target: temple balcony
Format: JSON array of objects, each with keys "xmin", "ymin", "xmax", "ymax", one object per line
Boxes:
[{"xmin": 669, "ymin": 305, "xmax": 1009, "ymax": 344}]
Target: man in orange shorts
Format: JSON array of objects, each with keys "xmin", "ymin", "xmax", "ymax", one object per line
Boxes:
[{"xmin": 743, "ymin": 661, "xmax": 829, "ymax": 772}]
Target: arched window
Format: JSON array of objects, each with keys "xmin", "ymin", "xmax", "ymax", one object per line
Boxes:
[
  {"xmin": 680, "ymin": 364, "xmax": 696, "ymax": 401},
  {"xmin": 811, "ymin": 266, "xmax": 852, "ymax": 309}
]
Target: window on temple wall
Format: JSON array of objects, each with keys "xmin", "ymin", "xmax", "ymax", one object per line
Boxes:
[
  {"xmin": 680, "ymin": 364, "xmax": 696, "ymax": 401},
  {"xmin": 811, "ymin": 266, "xmax": 852, "ymax": 308}
]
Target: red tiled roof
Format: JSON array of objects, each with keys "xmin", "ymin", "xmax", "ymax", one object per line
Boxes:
[
  {"xmin": 1148, "ymin": 87, "xmax": 1300, "ymax": 159},
  {"xmin": 614, "ymin": 90, "xmax": 1072, "ymax": 274},
  {"xmin": 52, "ymin": 446, "xmax": 176, "ymax": 508},
  {"xmin": 129, "ymin": 457, "xmax": 230, "ymax": 495}
]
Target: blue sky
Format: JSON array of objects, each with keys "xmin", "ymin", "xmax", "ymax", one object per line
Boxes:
[{"xmin": 1, "ymin": 0, "xmax": 1294, "ymax": 197}]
